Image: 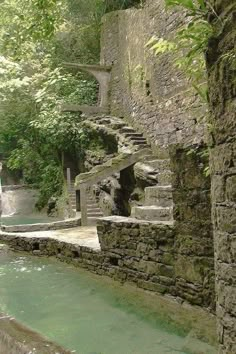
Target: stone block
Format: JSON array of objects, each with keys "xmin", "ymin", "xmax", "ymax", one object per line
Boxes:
[
  {"xmin": 137, "ymin": 280, "xmax": 167, "ymax": 294},
  {"xmin": 225, "ymin": 175, "xmax": 236, "ymax": 203},
  {"xmin": 215, "ymin": 205, "xmax": 236, "ymax": 234},
  {"xmin": 175, "ymin": 255, "xmax": 214, "ymax": 284},
  {"xmin": 132, "ymin": 205, "xmax": 173, "ymax": 221}
]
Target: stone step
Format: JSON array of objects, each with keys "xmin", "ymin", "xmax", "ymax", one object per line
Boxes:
[
  {"xmin": 133, "ymin": 143, "xmax": 149, "ymax": 149},
  {"xmin": 145, "ymin": 185, "xmax": 173, "ymax": 207},
  {"xmin": 87, "ymin": 207, "xmax": 102, "ymax": 212},
  {"xmin": 96, "ymin": 118, "xmax": 111, "ymax": 124},
  {"xmin": 87, "ymin": 202, "xmax": 98, "ymax": 207},
  {"xmin": 129, "ymin": 136, "xmax": 147, "ymax": 142},
  {"xmin": 109, "ymin": 123, "xmax": 126, "ymax": 129},
  {"xmin": 124, "ymin": 132, "xmax": 143, "ymax": 138},
  {"xmin": 87, "ymin": 217, "xmax": 103, "ymax": 226},
  {"xmin": 131, "ymin": 206, "xmax": 173, "ymax": 221},
  {"xmin": 120, "ymin": 126, "xmax": 136, "ymax": 133},
  {"xmin": 87, "ymin": 200, "xmax": 99, "ymax": 205},
  {"xmin": 87, "ymin": 212, "xmax": 104, "ymax": 217},
  {"xmin": 87, "ymin": 193, "xmax": 104, "ymax": 218},
  {"xmin": 147, "ymin": 159, "xmax": 171, "ymax": 170},
  {"xmin": 131, "ymin": 139, "xmax": 147, "ymax": 144}
]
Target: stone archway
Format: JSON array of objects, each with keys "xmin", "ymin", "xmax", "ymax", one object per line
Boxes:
[{"xmin": 62, "ymin": 62, "xmax": 112, "ymax": 115}]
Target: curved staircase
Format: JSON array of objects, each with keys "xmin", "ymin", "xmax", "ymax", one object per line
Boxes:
[{"xmin": 73, "ymin": 115, "xmax": 174, "ymax": 226}]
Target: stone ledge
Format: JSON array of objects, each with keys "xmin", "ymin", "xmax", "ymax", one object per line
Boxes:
[
  {"xmin": 1, "ymin": 217, "xmax": 81, "ymax": 233},
  {"xmin": 98, "ymin": 215, "xmax": 174, "ymax": 226}
]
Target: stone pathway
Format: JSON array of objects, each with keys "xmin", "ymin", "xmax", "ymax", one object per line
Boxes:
[{"xmin": 0, "ymin": 226, "xmax": 100, "ymax": 250}]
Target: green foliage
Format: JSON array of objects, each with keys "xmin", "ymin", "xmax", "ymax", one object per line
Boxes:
[
  {"xmin": 147, "ymin": 0, "xmax": 216, "ymax": 174},
  {"xmin": 0, "ymin": 55, "xmax": 96, "ymax": 204},
  {"xmin": 146, "ymin": 0, "xmax": 213, "ymax": 102},
  {"xmin": 53, "ymin": 0, "xmax": 143, "ymax": 64},
  {"xmin": 35, "ymin": 163, "xmax": 64, "ymax": 210},
  {"xmin": 0, "ymin": 0, "xmax": 64, "ymax": 60},
  {"xmin": 0, "ymin": 0, "xmax": 143, "ymax": 210},
  {"xmin": 186, "ymin": 146, "xmax": 210, "ymax": 177},
  {"xmin": 146, "ymin": 37, "xmax": 177, "ymax": 55},
  {"xmin": 0, "ymin": 0, "xmax": 100, "ymax": 209},
  {"xmin": 165, "ymin": 0, "xmax": 207, "ymax": 12}
]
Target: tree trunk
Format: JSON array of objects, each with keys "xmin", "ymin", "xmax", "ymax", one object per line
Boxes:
[{"xmin": 206, "ymin": 2, "xmax": 236, "ymax": 353}]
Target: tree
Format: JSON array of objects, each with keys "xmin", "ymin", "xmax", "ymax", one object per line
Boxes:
[{"xmin": 0, "ymin": 0, "xmax": 98, "ymax": 209}]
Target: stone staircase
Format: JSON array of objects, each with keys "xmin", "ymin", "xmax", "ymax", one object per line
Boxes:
[
  {"xmin": 76, "ymin": 148, "xmax": 151, "ymax": 186},
  {"xmin": 68, "ymin": 180, "xmax": 76, "ymax": 211},
  {"xmin": 84, "ymin": 115, "xmax": 150, "ymax": 153},
  {"xmin": 75, "ymin": 114, "xmax": 174, "ymax": 226},
  {"xmin": 131, "ymin": 158, "xmax": 173, "ymax": 223},
  {"xmin": 68, "ymin": 181, "xmax": 104, "ymax": 225},
  {"xmin": 87, "ymin": 191, "xmax": 104, "ymax": 226}
]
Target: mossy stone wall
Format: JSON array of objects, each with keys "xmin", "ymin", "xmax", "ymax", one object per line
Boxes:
[
  {"xmin": 100, "ymin": 0, "xmax": 205, "ymax": 153},
  {"xmin": 207, "ymin": 1, "xmax": 236, "ymax": 352}
]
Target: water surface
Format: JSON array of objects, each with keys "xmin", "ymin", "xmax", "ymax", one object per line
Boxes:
[
  {"xmin": 1, "ymin": 214, "xmax": 60, "ymax": 226},
  {"xmin": 0, "ymin": 252, "xmax": 214, "ymax": 354}
]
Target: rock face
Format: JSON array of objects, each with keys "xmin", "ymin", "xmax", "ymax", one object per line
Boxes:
[{"xmin": 206, "ymin": 2, "xmax": 236, "ymax": 352}]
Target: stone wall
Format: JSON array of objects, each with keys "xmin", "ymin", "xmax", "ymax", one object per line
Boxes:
[
  {"xmin": 100, "ymin": 0, "xmax": 206, "ymax": 153},
  {"xmin": 170, "ymin": 145, "xmax": 215, "ymax": 309},
  {"xmin": 98, "ymin": 217, "xmax": 176, "ymax": 293},
  {"xmin": 206, "ymin": 1, "xmax": 236, "ymax": 352},
  {"xmin": 1, "ymin": 212, "xmax": 214, "ymax": 310}
]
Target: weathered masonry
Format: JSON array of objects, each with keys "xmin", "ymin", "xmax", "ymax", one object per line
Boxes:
[
  {"xmin": 3, "ymin": 0, "xmax": 235, "ymax": 352},
  {"xmin": 206, "ymin": 1, "xmax": 236, "ymax": 353}
]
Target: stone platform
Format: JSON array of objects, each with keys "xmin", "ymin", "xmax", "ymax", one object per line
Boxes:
[{"xmin": 0, "ymin": 226, "xmax": 100, "ymax": 250}]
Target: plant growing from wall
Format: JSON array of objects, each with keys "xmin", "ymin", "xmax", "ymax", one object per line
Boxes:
[
  {"xmin": 146, "ymin": 0, "xmax": 225, "ymax": 176},
  {"xmin": 146, "ymin": 0, "xmax": 214, "ymax": 102}
]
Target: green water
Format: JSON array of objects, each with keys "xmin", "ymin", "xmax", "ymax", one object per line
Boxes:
[
  {"xmin": 1, "ymin": 214, "xmax": 60, "ymax": 226},
  {"xmin": 0, "ymin": 253, "xmax": 202, "ymax": 354}
]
